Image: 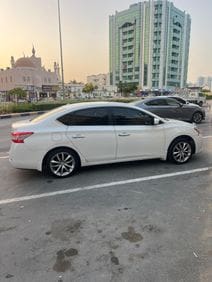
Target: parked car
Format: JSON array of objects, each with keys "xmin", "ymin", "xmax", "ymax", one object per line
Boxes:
[
  {"xmin": 9, "ymin": 102, "xmax": 203, "ymax": 178},
  {"xmin": 132, "ymin": 97, "xmax": 205, "ymax": 123}
]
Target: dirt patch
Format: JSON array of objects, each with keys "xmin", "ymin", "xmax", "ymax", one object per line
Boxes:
[
  {"xmin": 117, "ymin": 207, "xmax": 131, "ymax": 211},
  {"xmin": 5, "ymin": 274, "xmax": 14, "ymax": 279},
  {"xmin": 143, "ymin": 224, "xmax": 161, "ymax": 233},
  {"xmin": 53, "ymin": 247, "xmax": 78, "ymax": 273},
  {"xmin": 0, "ymin": 226, "xmax": 16, "ymax": 233},
  {"xmin": 51, "ymin": 219, "xmax": 82, "ymax": 241},
  {"xmin": 45, "ymin": 231, "xmax": 51, "ymax": 236},
  {"xmin": 121, "ymin": 226, "xmax": 143, "ymax": 243},
  {"xmin": 53, "ymin": 250, "xmax": 71, "ymax": 273},
  {"xmin": 111, "ymin": 256, "xmax": 119, "ymax": 265},
  {"xmin": 64, "ymin": 248, "xmax": 78, "ymax": 257}
]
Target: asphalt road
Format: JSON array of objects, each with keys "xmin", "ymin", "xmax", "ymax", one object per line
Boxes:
[{"xmin": 0, "ymin": 105, "xmax": 211, "ymax": 282}]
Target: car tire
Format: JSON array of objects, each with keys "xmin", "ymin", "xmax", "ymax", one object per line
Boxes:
[
  {"xmin": 167, "ymin": 138, "xmax": 193, "ymax": 164},
  {"xmin": 191, "ymin": 112, "xmax": 203, "ymax": 124},
  {"xmin": 44, "ymin": 148, "xmax": 80, "ymax": 178}
]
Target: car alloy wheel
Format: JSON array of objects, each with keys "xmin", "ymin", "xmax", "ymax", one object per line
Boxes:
[
  {"xmin": 171, "ymin": 141, "xmax": 192, "ymax": 164},
  {"xmin": 45, "ymin": 148, "xmax": 80, "ymax": 178},
  {"xmin": 192, "ymin": 112, "xmax": 202, "ymax": 124}
]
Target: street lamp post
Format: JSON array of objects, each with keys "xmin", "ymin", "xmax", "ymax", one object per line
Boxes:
[{"xmin": 57, "ymin": 0, "xmax": 65, "ymax": 99}]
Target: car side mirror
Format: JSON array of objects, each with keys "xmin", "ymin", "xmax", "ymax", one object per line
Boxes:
[
  {"xmin": 179, "ymin": 103, "xmax": 183, "ymax": 107},
  {"xmin": 154, "ymin": 117, "xmax": 160, "ymax": 125}
]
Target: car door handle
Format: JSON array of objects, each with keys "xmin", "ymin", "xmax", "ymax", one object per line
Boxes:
[
  {"xmin": 72, "ymin": 134, "xmax": 85, "ymax": 139},
  {"xmin": 118, "ymin": 132, "xmax": 130, "ymax": 137}
]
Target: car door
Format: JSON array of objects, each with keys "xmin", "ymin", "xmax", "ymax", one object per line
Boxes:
[
  {"xmin": 110, "ymin": 107, "xmax": 165, "ymax": 160},
  {"xmin": 59, "ymin": 107, "xmax": 116, "ymax": 162},
  {"xmin": 165, "ymin": 98, "xmax": 184, "ymax": 120},
  {"xmin": 173, "ymin": 103, "xmax": 195, "ymax": 121},
  {"xmin": 146, "ymin": 98, "xmax": 179, "ymax": 119}
]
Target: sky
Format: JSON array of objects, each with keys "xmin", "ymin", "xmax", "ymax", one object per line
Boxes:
[{"xmin": 0, "ymin": 0, "xmax": 211, "ymax": 83}]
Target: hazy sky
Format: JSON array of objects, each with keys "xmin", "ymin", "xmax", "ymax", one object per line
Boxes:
[{"xmin": 0, "ymin": 0, "xmax": 211, "ymax": 83}]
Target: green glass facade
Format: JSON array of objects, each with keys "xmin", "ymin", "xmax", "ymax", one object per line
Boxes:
[{"xmin": 109, "ymin": 1, "xmax": 191, "ymax": 90}]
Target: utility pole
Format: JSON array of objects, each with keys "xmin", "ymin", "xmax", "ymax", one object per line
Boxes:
[{"xmin": 57, "ymin": 0, "xmax": 65, "ymax": 99}]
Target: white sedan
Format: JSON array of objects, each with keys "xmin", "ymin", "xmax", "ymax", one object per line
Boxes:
[{"xmin": 9, "ymin": 102, "xmax": 203, "ymax": 178}]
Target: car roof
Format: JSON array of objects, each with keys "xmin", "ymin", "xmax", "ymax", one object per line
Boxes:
[
  {"xmin": 133, "ymin": 96, "xmax": 174, "ymax": 104},
  {"xmin": 62, "ymin": 101, "xmax": 133, "ymax": 109},
  {"xmin": 31, "ymin": 101, "xmax": 150, "ymax": 123}
]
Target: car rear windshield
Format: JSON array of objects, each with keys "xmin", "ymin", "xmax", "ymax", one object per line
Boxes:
[{"xmin": 30, "ymin": 106, "xmax": 67, "ymax": 123}]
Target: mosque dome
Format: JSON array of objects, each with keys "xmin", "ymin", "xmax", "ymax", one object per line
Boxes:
[{"xmin": 14, "ymin": 57, "xmax": 35, "ymax": 68}]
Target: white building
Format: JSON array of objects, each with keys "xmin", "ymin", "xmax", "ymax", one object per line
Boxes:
[
  {"xmin": 87, "ymin": 73, "xmax": 117, "ymax": 97},
  {"xmin": 0, "ymin": 47, "xmax": 60, "ymax": 100},
  {"xmin": 64, "ymin": 82, "xmax": 85, "ymax": 98},
  {"xmin": 87, "ymin": 73, "xmax": 108, "ymax": 90}
]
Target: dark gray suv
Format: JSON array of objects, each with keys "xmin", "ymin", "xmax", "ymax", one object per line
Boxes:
[{"xmin": 132, "ymin": 97, "xmax": 205, "ymax": 123}]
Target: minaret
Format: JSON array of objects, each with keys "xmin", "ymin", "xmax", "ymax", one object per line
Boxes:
[
  {"xmin": 11, "ymin": 56, "xmax": 15, "ymax": 68},
  {"xmin": 54, "ymin": 62, "xmax": 61, "ymax": 81},
  {"xmin": 32, "ymin": 45, "xmax": 36, "ymax": 57}
]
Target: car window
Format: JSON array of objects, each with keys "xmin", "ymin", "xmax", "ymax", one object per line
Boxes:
[
  {"xmin": 170, "ymin": 97, "xmax": 186, "ymax": 104},
  {"xmin": 166, "ymin": 98, "xmax": 180, "ymax": 106},
  {"xmin": 111, "ymin": 107, "xmax": 154, "ymax": 126},
  {"xmin": 57, "ymin": 107, "xmax": 110, "ymax": 126},
  {"xmin": 145, "ymin": 99, "xmax": 167, "ymax": 106}
]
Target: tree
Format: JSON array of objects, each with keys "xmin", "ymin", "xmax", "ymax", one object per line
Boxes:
[
  {"xmin": 82, "ymin": 83, "xmax": 95, "ymax": 94},
  {"xmin": 117, "ymin": 82, "xmax": 138, "ymax": 97},
  {"xmin": 8, "ymin": 88, "xmax": 27, "ymax": 103},
  {"xmin": 117, "ymin": 81, "xmax": 123, "ymax": 95}
]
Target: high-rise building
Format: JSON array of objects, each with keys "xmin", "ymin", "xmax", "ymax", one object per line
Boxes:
[{"xmin": 109, "ymin": 1, "xmax": 191, "ymax": 90}]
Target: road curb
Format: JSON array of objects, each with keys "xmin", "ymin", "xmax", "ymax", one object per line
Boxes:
[{"xmin": 0, "ymin": 111, "xmax": 46, "ymax": 119}]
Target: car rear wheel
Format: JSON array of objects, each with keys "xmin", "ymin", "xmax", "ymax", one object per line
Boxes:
[
  {"xmin": 44, "ymin": 148, "xmax": 80, "ymax": 178},
  {"xmin": 168, "ymin": 138, "xmax": 193, "ymax": 164},
  {"xmin": 192, "ymin": 112, "xmax": 203, "ymax": 124}
]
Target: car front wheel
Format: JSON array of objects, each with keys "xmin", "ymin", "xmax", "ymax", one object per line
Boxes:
[
  {"xmin": 44, "ymin": 148, "xmax": 80, "ymax": 178},
  {"xmin": 168, "ymin": 138, "xmax": 193, "ymax": 164}
]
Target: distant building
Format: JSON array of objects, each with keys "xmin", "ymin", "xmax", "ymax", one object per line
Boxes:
[
  {"xmin": 64, "ymin": 81, "xmax": 84, "ymax": 98},
  {"xmin": 0, "ymin": 47, "xmax": 60, "ymax": 100},
  {"xmin": 87, "ymin": 73, "xmax": 108, "ymax": 90},
  {"xmin": 109, "ymin": 1, "xmax": 191, "ymax": 90},
  {"xmin": 87, "ymin": 73, "xmax": 117, "ymax": 95},
  {"xmin": 197, "ymin": 76, "xmax": 212, "ymax": 91}
]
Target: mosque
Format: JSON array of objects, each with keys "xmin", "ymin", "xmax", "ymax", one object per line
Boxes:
[{"xmin": 0, "ymin": 47, "xmax": 60, "ymax": 100}]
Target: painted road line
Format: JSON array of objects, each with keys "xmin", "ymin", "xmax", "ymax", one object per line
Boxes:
[
  {"xmin": 0, "ymin": 166, "xmax": 211, "ymax": 206},
  {"xmin": 0, "ymin": 156, "xmax": 9, "ymax": 159},
  {"xmin": 202, "ymin": 136, "xmax": 212, "ymax": 139}
]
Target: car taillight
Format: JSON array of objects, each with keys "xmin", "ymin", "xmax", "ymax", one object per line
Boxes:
[{"xmin": 11, "ymin": 132, "xmax": 34, "ymax": 143}]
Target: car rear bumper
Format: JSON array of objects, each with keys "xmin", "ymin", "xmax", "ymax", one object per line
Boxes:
[
  {"xmin": 194, "ymin": 134, "xmax": 203, "ymax": 154},
  {"xmin": 9, "ymin": 143, "xmax": 43, "ymax": 171}
]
